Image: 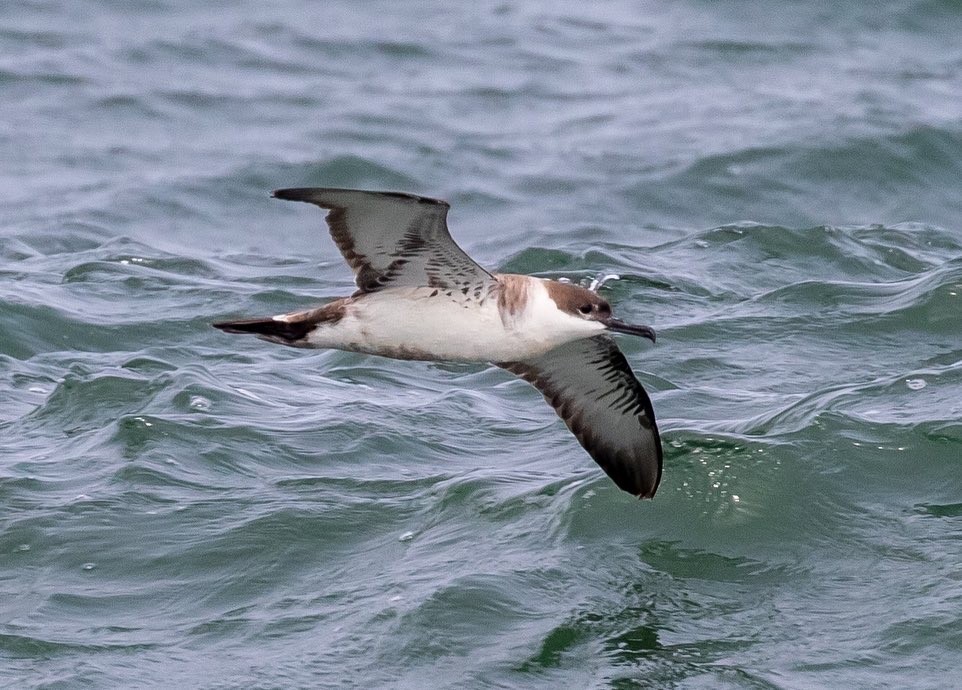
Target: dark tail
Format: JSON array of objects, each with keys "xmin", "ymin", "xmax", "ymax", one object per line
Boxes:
[{"xmin": 212, "ymin": 318, "xmax": 315, "ymax": 343}]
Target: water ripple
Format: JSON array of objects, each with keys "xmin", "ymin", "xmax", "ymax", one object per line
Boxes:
[{"xmin": 5, "ymin": 1, "xmax": 962, "ymax": 685}]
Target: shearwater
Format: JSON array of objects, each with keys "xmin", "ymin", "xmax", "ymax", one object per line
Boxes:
[{"xmin": 214, "ymin": 188, "xmax": 663, "ymax": 498}]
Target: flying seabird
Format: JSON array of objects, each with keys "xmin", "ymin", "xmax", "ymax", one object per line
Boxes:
[{"xmin": 214, "ymin": 188, "xmax": 662, "ymax": 498}]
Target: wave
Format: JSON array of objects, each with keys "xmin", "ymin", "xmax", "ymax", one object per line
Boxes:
[{"xmin": 626, "ymin": 125, "xmax": 962, "ymax": 229}]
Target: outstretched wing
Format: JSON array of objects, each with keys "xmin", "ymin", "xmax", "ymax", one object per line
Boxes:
[
  {"xmin": 499, "ymin": 335, "xmax": 662, "ymax": 498},
  {"xmin": 273, "ymin": 188, "xmax": 495, "ymax": 294}
]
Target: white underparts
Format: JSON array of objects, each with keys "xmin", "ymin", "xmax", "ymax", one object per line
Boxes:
[{"xmin": 301, "ymin": 280, "xmax": 603, "ymax": 362}]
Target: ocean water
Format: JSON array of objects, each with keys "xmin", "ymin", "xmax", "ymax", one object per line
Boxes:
[{"xmin": 3, "ymin": 0, "xmax": 962, "ymax": 687}]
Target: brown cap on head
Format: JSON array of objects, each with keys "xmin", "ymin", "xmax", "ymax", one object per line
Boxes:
[
  {"xmin": 543, "ymin": 280, "xmax": 612, "ymax": 318},
  {"xmin": 543, "ymin": 280, "xmax": 656, "ymax": 342}
]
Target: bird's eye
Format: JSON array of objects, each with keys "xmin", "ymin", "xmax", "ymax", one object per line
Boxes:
[{"xmin": 578, "ymin": 304, "xmax": 593, "ymax": 315}]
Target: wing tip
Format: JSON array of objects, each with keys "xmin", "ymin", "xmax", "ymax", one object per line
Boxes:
[
  {"xmin": 615, "ymin": 466, "xmax": 660, "ymax": 500},
  {"xmin": 271, "ymin": 187, "xmax": 448, "ymax": 207},
  {"xmin": 272, "ymin": 187, "xmax": 310, "ymax": 202},
  {"xmin": 632, "ymin": 446, "xmax": 663, "ymax": 500},
  {"xmin": 636, "ymin": 486, "xmax": 658, "ymax": 500}
]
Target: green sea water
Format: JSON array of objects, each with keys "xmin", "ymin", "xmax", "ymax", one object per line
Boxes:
[{"xmin": 2, "ymin": 1, "xmax": 962, "ymax": 687}]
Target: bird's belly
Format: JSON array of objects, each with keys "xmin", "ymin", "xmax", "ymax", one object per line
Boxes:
[{"xmin": 304, "ymin": 291, "xmax": 558, "ymax": 362}]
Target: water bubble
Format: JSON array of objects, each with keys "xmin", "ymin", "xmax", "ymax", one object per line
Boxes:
[
  {"xmin": 17, "ymin": 544, "xmax": 30, "ymax": 552},
  {"xmin": 189, "ymin": 395, "xmax": 212, "ymax": 412},
  {"xmin": 589, "ymin": 274, "xmax": 620, "ymax": 292},
  {"xmin": 398, "ymin": 531, "xmax": 414, "ymax": 542},
  {"xmin": 906, "ymin": 378, "xmax": 926, "ymax": 390},
  {"xmin": 82, "ymin": 562, "xmax": 96, "ymax": 571}
]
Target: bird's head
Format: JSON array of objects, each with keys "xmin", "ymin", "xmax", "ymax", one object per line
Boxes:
[{"xmin": 544, "ymin": 280, "xmax": 656, "ymax": 343}]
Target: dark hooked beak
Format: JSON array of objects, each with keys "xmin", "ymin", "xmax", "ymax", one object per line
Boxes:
[{"xmin": 604, "ymin": 318, "xmax": 657, "ymax": 343}]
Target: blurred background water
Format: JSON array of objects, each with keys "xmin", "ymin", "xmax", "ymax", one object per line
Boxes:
[{"xmin": 2, "ymin": 1, "xmax": 962, "ymax": 687}]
